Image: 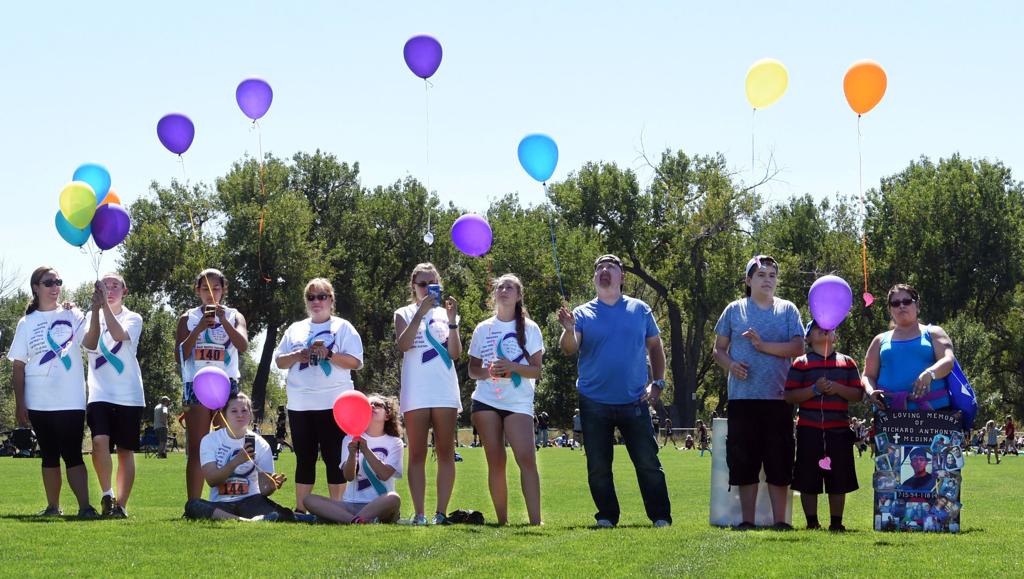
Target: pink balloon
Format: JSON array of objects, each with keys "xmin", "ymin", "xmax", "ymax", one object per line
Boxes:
[
  {"xmin": 193, "ymin": 367, "xmax": 230, "ymax": 410},
  {"xmin": 333, "ymin": 390, "xmax": 372, "ymax": 438}
]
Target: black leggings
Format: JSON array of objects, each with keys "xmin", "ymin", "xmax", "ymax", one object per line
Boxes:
[
  {"xmin": 288, "ymin": 409, "xmax": 343, "ymax": 485},
  {"xmin": 29, "ymin": 410, "xmax": 85, "ymax": 469}
]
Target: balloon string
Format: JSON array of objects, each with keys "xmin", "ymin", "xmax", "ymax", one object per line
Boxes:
[
  {"xmin": 545, "ymin": 184, "xmax": 567, "ymax": 301},
  {"xmin": 254, "ymin": 120, "xmax": 272, "ymax": 284},
  {"xmin": 215, "ymin": 410, "xmax": 279, "ymax": 487},
  {"xmin": 858, "ymin": 115, "xmax": 868, "ymax": 297},
  {"xmin": 423, "ymin": 79, "xmax": 434, "ymax": 252},
  {"xmin": 174, "ymin": 152, "xmax": 216, "ymax": 300},
  {"xmin": 751, "ymin": 108, "xmax": 760, "ymax": 249}
]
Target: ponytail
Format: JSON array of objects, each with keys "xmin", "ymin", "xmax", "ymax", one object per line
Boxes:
[
  {"xmin": 25, "ymin": 266, "xmax": 56, "ymax": 315},
  {"xmin": 24, "ymin": 295, "xmax": 39, "ymax": 316},
  {"xmin": 515, "ymin": 301, "xmax": 528, "ymax": 352}
]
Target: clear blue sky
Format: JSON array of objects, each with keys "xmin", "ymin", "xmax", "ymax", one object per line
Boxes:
[{"xmin": 2, "ymin": 1, "xmax": 1022, "ymax": 289}]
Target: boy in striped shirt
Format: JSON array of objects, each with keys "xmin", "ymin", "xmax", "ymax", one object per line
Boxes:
[{"xmin": 784, "ymin": 320, "xmax": 864, "ymax": 531}]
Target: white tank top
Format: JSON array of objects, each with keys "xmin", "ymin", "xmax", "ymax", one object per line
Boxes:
[{"xmin": 182, "ymin": 305, "xmax": 241, "ymax": 382}]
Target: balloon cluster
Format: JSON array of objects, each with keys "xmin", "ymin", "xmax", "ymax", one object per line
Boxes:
[{"xmin": 55, "ymin": 163, "xmax": 131, "ymax": 251}]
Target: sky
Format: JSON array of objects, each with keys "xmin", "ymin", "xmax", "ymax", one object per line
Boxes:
[{"xmin": 2, "ymin": 1, "xmax": 1022, "ymax": 291}]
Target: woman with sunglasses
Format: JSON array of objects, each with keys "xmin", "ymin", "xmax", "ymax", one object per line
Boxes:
[
  {"xmin": 468, "ymin": 274, "xmax": 544, "ymax": 525},
  {"xmin": 394, "ymin": 262, "xmax": 461, "ymax": 525},
  {"xmin": 275, "ymin": 278, "xmax": 363, "ymax": 516},
  {"xmin": 176, "ymin": 268, "xmax": 249, "ymax": 501},
  {"xmin": 8, "ymin": 267, "xmax": 98, "ymax": 518},
  {"xmin": 863, "ymin": 284, "xmax": 955, "ymax": 411}
]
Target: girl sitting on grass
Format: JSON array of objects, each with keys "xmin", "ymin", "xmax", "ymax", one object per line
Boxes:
[
  {"xmin": 184, "ymin": 393, "xmax": 291, "ymax": 522},
  {"xmin": 304, "ymin": 395, "xmax": 403, "ymax": 524}
]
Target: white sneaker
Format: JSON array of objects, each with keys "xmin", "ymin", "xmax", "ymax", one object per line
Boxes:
[{"xmin": 595, "ymin": 519, "xmax": 615, "ymax": 528}]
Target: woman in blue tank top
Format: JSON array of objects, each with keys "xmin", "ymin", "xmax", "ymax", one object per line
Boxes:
[{"xmin": 863, "ymin": 284, "xmax": 956, "ymax": 411}]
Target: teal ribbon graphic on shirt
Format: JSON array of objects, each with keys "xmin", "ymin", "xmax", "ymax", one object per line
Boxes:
[
  {"xmin": 97, "ymin": 336, "xmax": 125, "ymax": 374},
  {"xmin": 496, "ymin": 332, "xmax": 523, "ymax": 388},
  {"xmin": 423, "ymin": 319, "xmax": 452, "ymax": 369},
  {"xmin": 300, "ymin": 329, "xmax": 334, "ymax": 376},
  {"xmin": 361, "ymin": 455, "xmax": 387, "ymax": 496},
  {"xmin": 43, "ymin": 320, "xmax": 73, "ymax": 371}
]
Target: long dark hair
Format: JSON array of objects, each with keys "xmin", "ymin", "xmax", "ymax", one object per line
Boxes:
[{"xmin": 25, "ymin": 266, "xmax": 57, "ymax": 315}]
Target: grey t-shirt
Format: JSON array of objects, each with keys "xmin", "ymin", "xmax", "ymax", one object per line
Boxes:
[{"xmin": 714, "ymin": 297, "xmax": 804, "ymax": 400}]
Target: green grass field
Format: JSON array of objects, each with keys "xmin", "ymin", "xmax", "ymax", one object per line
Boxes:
[{"xmin": 0, "ymin": 447, "xmax": 1020, "ymax": 577}]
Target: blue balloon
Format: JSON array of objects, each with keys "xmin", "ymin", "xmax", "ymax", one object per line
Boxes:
[
  {"xmin": 55, "ymin": 210, "xmax": 91, "ymax": 247},
  {"xmin": 517, "ymin": 134, "xmax": 559, "ymax": 183},
  {"xmin": 72, "ymin": 163, "xmax": 112, "ymax": 203}
]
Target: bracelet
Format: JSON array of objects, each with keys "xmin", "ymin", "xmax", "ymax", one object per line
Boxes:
[
  {"xmin": 811, "ymin": 384, "xmax": 820, "ymax": 396},
  {"xmin": 448, "ymin": 323, "xmax": 458, "ymax": 329},
  {"xmin": 326, "ymin": 350, "xmax": 333, "ymax": 360}
]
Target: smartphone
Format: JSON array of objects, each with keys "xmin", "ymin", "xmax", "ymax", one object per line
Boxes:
[
  {"xmin": 204, "ymin": 304, "xmax": 217, "ymax": 318},
  {"xmin": 244, "ymin": 434, "xmax": 256, "ymax": 458},
  {"xmin": 309, "ymin": 339, "xmax": 325, "ymax": 365},
  {"xmin": 427, "ymin": 283, "xmax": 443, "ymax": 304}
]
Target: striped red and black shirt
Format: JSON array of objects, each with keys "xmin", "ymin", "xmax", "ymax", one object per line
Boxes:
[{"xmin": 785, "ymin": 351, "xmax": 863, "ymax": 430}]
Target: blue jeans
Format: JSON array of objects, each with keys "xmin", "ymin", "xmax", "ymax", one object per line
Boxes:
[{"xmin": 579, "ymin": 394, "xmax": 672, "ymax": 525}]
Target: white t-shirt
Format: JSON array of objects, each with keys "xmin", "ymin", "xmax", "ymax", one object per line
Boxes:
[
  {"xmin": 183, "ymin": 306, "xmax": 242, "ymax": 381},
  {"xmin": 340, "ymin": 433, "xmax": 404, "ymax": 503},
  {"xmin": 7, "ymin": 308, "xmax": 87, "ymax": 411},
  {"xmin": 469, "ymin": 316, "xmax": 544, "ymax": 416},
  {"xmin": 275, "ymin": 316, "xmax": 364, "ymax": 411},
  {"xmin": 394, "ymin": 304, "xmax": 461, "ymax": 413},
  {"xmin": 199, "ymin": 427, "xmax": 274, "ymax": 503},
  {"xmin": 85, "ymin": 308, "xmax": 145, "ymax": 407}
]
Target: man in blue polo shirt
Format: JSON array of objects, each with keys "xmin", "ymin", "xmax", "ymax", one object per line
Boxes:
[{"xmin": 558, "ymin": 254, "xmax": 671, "ymax": 528}]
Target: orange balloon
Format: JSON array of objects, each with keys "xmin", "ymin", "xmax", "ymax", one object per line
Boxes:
[
  {"xmin": 843, "ymin": 60, "xmax": 887, "ymax": 115},
  {"xmin": 99, "ymin": 190, "xmax": 121, "ymax": 206}
]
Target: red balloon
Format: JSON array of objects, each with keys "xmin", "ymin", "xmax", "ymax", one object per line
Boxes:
[{"xmin": 333, "ymin": 390, "xmax": 372, "ymax": 438}]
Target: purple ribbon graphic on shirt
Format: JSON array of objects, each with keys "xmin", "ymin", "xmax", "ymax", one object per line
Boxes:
[
  {"xmin": 40, "ymin": 319, "xmax": 73, "ymax": 370},
  {"xmin": 356, "ymin": 446, "xmax": 389, "ymax": 494},
  {"xmin": 95, "ymin": 333, "xmax": 125, "ymax": 374},
  {"xmin": 496, "ymin": 332, "xmax": 525, "ymax": 387},
  {"xmin": 299, "ymin": 329, "xmax": 335, "ymax": 375},
  {"xmin": 421, "ymin": 318, "xmax": 452, "ymax": 368}
]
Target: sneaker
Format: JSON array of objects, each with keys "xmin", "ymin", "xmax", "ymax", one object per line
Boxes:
[
  {"xmin": 293, "ymin": 512, "xmax": 318, "ymax": 524},
  {"xmin": 653, "ymin": 519, "xmax": 671, "ymax": 528},
  {"xmin": 595, "ymin": 518, "xmax": 615, "ymax": 528},
  {"xmin": 35, "ymin": 506, "xmax": 62, "ymax": 517},
  {"xmin": 771, "ymin": 522, "xmax": 794, "ymax": 531},
  {"xmin": 77, "ymin": 506, "xmax": 101, "ymax": 520},
  {"xmin": 109, "ymin": 504, "xmax": 128, "ymax": 519},
  {"xmin": 806, "ymin": 522, "xmax": 822, "ymax": 530},
  {"xmin": 431, "ymin": 512, "xmax": 451, "ymax": 525},
  {"xmin": 247, "ymin": 512, "xmax": 280, "ymax": 522},
  {"xmin": 828, "ymin": 523, "xmax": 847, "ymax": 532},
  {"xmin": 733, "ymin": 521, "xmax": 757, "ymax": 531},
  {"xmin": 100, "ymin": 495, "xmax": 114, "ymax": 517},
  {"xmin": 410, "ymin": 514, "xmax": 429, "ymax": 526}
]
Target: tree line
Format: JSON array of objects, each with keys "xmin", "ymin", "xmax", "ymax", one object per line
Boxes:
[{"xmin": 0, "ymin": 150, "xmax": 1020, "ymax": 430}]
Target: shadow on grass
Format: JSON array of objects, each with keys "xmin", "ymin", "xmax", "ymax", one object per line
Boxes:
[{"xmin": 0, "ymin": 514, "xmax": 113, "ymax": 524}]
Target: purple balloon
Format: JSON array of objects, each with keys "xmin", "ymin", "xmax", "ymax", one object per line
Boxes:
[
  {"xmin": 91, "ymin": 204, "xmax": 131, "ymax": 250},
  {"xmin": 451, "ymin": 214, "xmax": 493, "ymax": 257},
  {"xmin": 808, "ymin": 275, "xmax": 853, "ymax": 330},
  {"xmin": 193, "ymin": 367, "xmax": 231, "ymax": 411},
  {"xmin": 157, "ymin": 113, "xmax": 195, "ymax": 155},
  {"xmin": 236, "ymin": 78, "xmax": 273, "ymax": 121},
  {"xmin": 403, "ymin": 35, "xmax": 443, "ymax": 79}
]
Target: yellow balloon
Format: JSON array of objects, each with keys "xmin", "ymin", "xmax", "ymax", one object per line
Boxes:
[
  {"xmin": 745, "ymin": 58, "xmax": 789, "ymax": 109},
  {"xmin": 59, "ymin": 181, "xmax": 97, "ymax": 229}
]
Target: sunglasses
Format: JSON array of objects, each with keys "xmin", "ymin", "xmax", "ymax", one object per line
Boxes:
[
  {"xmin": 40, "ymin": 279, "xmax": 63, "ymax": 288},
  {"xmin": 889, "ymin": 298, "xmax": 916, "ymax": 308},
  {"xmin": 414, "ymin": 281, "xmax": 436, "ymax": 288},
  {"xmin": 370, "ymin": 400, "xmax": 386, "ymax": 409},
  {"xmin": 306, "ymin": 293, "xmax": 331, "ymax": 302}
]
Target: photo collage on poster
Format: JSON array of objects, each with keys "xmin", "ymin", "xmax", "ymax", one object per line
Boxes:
[{"xmin": 873, "ymin": 409, "xmax": 963, "ymax": 532}]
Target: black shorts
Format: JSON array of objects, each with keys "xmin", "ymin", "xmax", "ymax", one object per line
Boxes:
[
  {"xmin": 726, "ymin": 399, "xmax": 794, "ymax": 486},
  {"xmin": 471, "ymin": 399, "xmax": 515, "ymax": 419},
  {"xmin": 28, "ymin": 409, "xmax": 85, "ymax": 469},
  {"xmin": 183, "ymin": 378, "xmax": 241, "ymax": 407},
  {"xmin": 87, "ymin": 402, "xmax": 143, "ymax": 451},
  {"xmin": 791, "ymin": 426, "xmax": 858, "ymax": 495}
]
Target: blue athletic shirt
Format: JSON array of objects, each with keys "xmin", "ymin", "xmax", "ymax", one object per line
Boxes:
[{"xmin": 573, "ymin": 296, "xmax": 659, "ymax": 404}]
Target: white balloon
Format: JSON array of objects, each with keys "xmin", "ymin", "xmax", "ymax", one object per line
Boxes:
[{"xmin": 423, "ymin": 231, "xmax": 434, "ymax": 245}]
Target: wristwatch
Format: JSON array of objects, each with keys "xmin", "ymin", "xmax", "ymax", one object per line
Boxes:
[
  {"xmin": 448, "ymin": 323, "xmax": 459, "ymax": 329},
  {"xmin": 651, "ymin": 379, "xmax": 666, "ymax": 389},
  {"xmin": 326, "ymin": 350, "xmax": 334, "ymax": 360}
]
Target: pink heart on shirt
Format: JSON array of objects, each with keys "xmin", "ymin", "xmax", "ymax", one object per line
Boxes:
[{"xmin": 818, "ymin": 456, "xmax": 832, "ymax": 471}]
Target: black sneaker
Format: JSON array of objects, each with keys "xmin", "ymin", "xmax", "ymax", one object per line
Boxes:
[
  {"xmin": 110, "ymin": 504, "xmax": 128, "ymax": 519},
  {"xmin": 35, "ymin": 506, "xmax": 62, "ymax": 517},
  {"xmin": 77, "ymin": 506, "xmax": 100, "ymax": 520},
  {"xmin": 771, "ymin": 522, "xmax": 794, "ymax": 531},
  {"xmin": 293, "ymin": 512, "xmax": 317, "ymax": 523},
  {"xmin": 101, "ymin": 495, "xmax": 114, "ymax": 517},
  {"xmin": 828, "ymin": 523, "xmax": 847, "ymax": 532},
  {"xmin": 733, "ymin": 521, "xmax": 757, "ymax": 531},
  {"xmin": 806, "ymin": 522, "xmax": 822, "ymax": 530}
]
